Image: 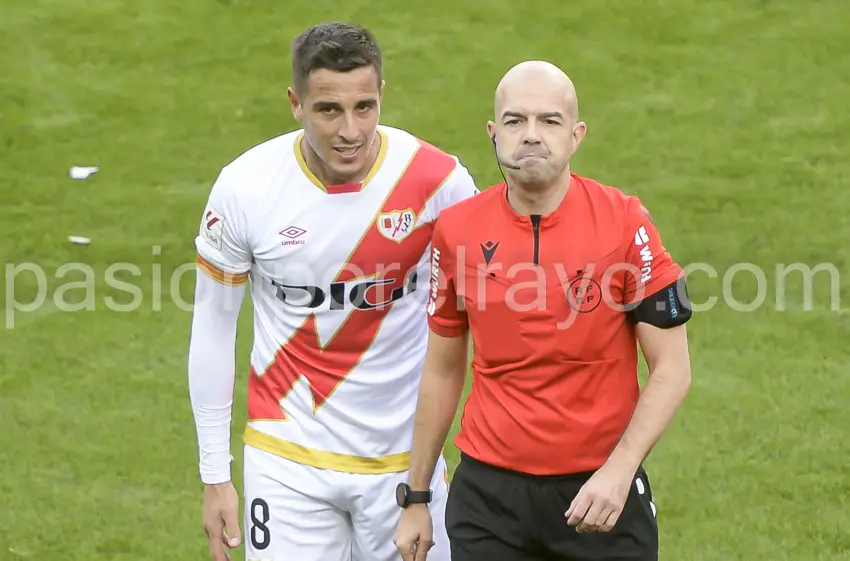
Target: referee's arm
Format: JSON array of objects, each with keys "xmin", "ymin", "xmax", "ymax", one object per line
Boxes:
[
  {"xmin": 407, "ymin": 222, "xmax": 470, "ymax": 491},
  {"xmin": 607, "ymin": 320, "xmax": 692, "ymax": 474},
  {"xmin": 607, "ymin": 203, "xmax": 693, "ymax": 474},
  {"xmin": 407, "ymin": 330, "xmax": 470, "ymax": 490}
]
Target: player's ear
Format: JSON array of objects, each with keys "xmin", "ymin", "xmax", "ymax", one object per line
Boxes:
[
  {"xmin": 287, "ymin": 86, "xmax": 303, "ymax": 120},
  {"xmin": 486, "ymin": 120, "xmax": 496, "ymax": 140},
  {"xmin": 379, "ymin": 79, "xmax": 386, "ymax": 98}
]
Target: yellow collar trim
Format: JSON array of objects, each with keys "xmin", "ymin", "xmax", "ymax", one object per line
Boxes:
[{"xmin": 294, "ymin": 128, "xmax": 388, "ymax": 193}]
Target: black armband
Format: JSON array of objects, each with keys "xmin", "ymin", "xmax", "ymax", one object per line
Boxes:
[{"xmin": 626, "ymin": 279, "xmax": 692, "ymax": 328}]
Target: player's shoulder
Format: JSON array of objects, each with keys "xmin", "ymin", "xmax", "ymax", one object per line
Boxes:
[
  {"xmin": 220, "ymin": 130, "xmax": 301, "ymax": 178},
  {"xmin": 379, "ymin": 125, "xmax": 480, "ymax": 206},
  {"xmin": 380, "ymin": 125, "xmax": 463, "ymax": 168},
  {"xmin": 380, "ymin": 125, "xmax": 454, "ymax": 154},
  {"xmin": 209, "ymin": 130, "xmax": 301, "ymax": 207}
]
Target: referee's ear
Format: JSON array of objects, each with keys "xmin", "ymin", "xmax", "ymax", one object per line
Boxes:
[
  {"xmin": 570, "ymin": 120, "xmax": 587, "ymax": 154},
  {"xmin": 625, "ymin": 279, "xmax": 693, "ymax": 328}
]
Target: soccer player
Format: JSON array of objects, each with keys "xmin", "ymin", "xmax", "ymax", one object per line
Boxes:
[
  {"xmin": 187, "ymin": 22, "xmax": 478, "ymax": 561},
  {"xmin": 394, "ymin": 60, "xmax": 693, "ymax": 561}
]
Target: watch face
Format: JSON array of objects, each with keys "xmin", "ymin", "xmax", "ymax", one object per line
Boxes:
[{"xmin": 395, "ymin": 483, "xmax": 408, "ymax": 507}]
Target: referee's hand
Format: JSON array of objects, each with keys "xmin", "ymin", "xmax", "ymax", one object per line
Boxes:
[
  {"xmin": 394, "ymin": 504, "xmax": 434, "ymax": 560},
  {"xmin": 565, "ymin": 463, "xmax": 632, "ymax": 533}
]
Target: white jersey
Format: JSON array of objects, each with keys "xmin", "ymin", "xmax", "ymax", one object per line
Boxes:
[{"xmin": 195, "ymin": 125, "xmax": 478, "ymax": 474}]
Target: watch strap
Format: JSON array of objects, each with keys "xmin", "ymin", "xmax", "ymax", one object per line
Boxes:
[{"xmin": 406, "ymin": 489, "xmax": 432, "ymax": 504}]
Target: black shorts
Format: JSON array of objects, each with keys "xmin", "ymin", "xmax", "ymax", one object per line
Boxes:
[{"xmin": 445, "ymin": 453, "xmax": 659, "ymax": 561}]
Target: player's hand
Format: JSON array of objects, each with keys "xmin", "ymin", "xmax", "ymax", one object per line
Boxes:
[
  {"xmin": 394, "ymin": 504, "xmax": 434, "ymax": 561},
  {"xmin": 565, "ymin": 462, "xmax": 633, "ymax": 533},
  {"xmin": 203, "ymin": 482, "xmax": 242, "ymax": 561}
]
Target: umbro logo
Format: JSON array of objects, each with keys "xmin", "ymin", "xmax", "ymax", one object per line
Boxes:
[
  {"xmin": 480, "ymin": 240, "xmax": 499, "ymax": 265},
  {"xmin": 280, "ymin": 226, "xmax": 306, "ymax": 246}
]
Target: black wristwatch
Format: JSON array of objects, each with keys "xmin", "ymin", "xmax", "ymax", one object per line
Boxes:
[{"xmin": 395, "ymin": 482, "xmax": 432, "ymax": 508}]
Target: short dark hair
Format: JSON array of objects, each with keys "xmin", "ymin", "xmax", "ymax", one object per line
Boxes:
[{"xmin": 291, "ymin": 22, "xmax": 382, "ymax": 94}]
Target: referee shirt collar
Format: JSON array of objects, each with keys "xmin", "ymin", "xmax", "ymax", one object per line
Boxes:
[{"xmin": 499, "ymin": 174, "xmax": 576, "ymax": 225}]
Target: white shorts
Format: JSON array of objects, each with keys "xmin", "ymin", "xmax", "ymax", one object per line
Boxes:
[{"xmin": 242, "ymin": 444, "xmax": 451, "ymax": 561}]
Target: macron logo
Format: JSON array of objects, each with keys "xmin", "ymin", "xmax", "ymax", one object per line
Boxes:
[{"xmin": 480, "ymin": 241, "xmax": 499, "ymax": 265}]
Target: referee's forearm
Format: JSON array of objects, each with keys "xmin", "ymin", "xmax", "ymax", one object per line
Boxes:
[
  {"xmin": 407, "ymin": 368, "xmax": 465, "ymax": 490},
  {"xmin": 607, "ymin": 364, "xmax": 691, "ymax": 473}
]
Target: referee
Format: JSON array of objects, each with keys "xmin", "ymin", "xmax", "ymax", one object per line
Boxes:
[{"xmin": 393, "ymin": 60, "xmax": 693, "ymax": 561}]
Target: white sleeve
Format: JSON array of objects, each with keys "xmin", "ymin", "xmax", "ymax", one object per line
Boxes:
[
  {"xmin": 188, "ymin": 167, "xmax": 252, "ymax": 485},
  {"xmin": 188, "ymin": 273, "xmax": 245, "ymax": 484},
  {"xmin": 418, "ymin": 156, "xmax": 480, "ymax": 224},
  {"xmin": 195, "ymin": 167, "xmax": 253, "ymax": 276}
]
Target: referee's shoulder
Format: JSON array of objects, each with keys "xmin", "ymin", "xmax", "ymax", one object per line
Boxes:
[
  {"xmin": 433, "ymin": 182, "xmax": 500, "ymax": 244},
  {"xmin": 573, "ymin": 173, "xmax": 642, "ymax": 217},
  {"xmin": 441, "ymin": 181, "xmax": 501, "ymax": 219}
]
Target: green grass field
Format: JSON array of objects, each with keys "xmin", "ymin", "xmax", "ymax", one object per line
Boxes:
[{"xmin": 2, "ymin": 1, "xmax": 849, "ymax": 559}]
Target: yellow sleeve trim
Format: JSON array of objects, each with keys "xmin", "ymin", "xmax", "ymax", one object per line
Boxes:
[{"xmin": 196, "ymin": 254, "xmax": 249, "ymax": 286}]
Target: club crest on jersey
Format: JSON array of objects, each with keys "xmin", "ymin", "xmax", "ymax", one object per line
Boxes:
[{"xmin": 377, "ymin": 208, "xmax": 416, "ymax": 242}]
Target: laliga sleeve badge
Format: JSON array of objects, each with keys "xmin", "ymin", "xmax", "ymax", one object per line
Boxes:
[{"xmin": 202, "ymin": 207, "xmax": 225, "ymax": 250}]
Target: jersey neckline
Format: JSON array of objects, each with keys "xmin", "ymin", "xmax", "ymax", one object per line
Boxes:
[
  {"xmin": 499, "ymin": 173, "xmax": 578, "ymax": 226},
  {"xmin": 293, "ymin": 128, "xmax": 389, "ymax": 194}
]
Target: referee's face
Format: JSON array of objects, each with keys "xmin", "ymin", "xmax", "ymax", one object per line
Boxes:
[
  {"xmin": 489, "ymin": 76, "xmax": 585, "ymax": 187},
  {"xmin": 288, "ymin": 65, "xmax": 384, "ymax": 184}
]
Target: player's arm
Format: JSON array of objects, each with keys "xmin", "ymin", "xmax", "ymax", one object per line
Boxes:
[
  {"xmin": 189, "ymin": 169, "xmax": 253, "ymax": 559},
  {"xmin": 188, "ymin": 274, "xmax": 246, "ymax": 483},
  {"xmin": 606, "ymin": 200, "xmax": 693, "ymax": 475},
  {"xmin": 406, "ymin": 222, "xmax": 470, "ymax": 492},
  {"xmin": 188, "ymin": 169, "xmax": 253, "ymax": 486}
]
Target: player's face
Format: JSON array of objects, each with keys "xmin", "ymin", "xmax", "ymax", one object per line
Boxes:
[
  {"xmin": 288, "ymin": 66, "xmax": 384, "ymax": 184},
  {"xmin": 488, "ymin": 89, "xmax": 586, "ymax": 187}
]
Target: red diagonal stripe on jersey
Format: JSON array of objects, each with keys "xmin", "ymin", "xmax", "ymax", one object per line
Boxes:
[{"xmin": 248, "ymin": 141, "xmax": 457, "ymax": 420}]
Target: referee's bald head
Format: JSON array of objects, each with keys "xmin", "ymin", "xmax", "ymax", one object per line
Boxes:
[
  {"xmin": 488, "ymin": 60, "xmax": 586, "ymax": 187},
  {"xmin": 494, "ymin": 60, "xmax": 579, "ymax": 122}
]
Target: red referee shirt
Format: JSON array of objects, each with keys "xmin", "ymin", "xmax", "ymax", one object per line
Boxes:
[{"xmin": 427, "ymin": 174, "xmax": 685, "ymax": 476}]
